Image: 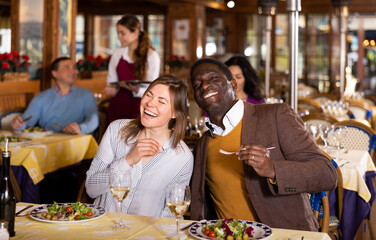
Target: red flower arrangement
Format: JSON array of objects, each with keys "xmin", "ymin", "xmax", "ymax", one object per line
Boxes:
[
  {"xmin": 76, "ymin": 55, "xmax": 109, "ymax": 72},
  {"xmin": 0, "ymin": 51, "xmax": 30, "ymax": 74}
]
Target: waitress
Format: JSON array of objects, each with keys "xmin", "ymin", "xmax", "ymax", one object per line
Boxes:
[{"xmin": 103, "ymin": 15, "xmax": 160, "ymax": 127}]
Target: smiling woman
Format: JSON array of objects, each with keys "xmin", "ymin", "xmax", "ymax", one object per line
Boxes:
[{"xmin": 85, "ymin": 75, "xmax": 194, "ymax": 218}]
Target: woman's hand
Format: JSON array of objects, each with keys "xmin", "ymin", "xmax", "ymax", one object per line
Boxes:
[
  {"xmin": 236, "ymin": 144, "xmax": 275, "ymax": 178},
  {"xmin": 126, "ymin": 138, "xmax": 161, "ymax": 166},
  {"xmin": 103, "ymin": 86, "xmax": 118, "ymax": 98}
]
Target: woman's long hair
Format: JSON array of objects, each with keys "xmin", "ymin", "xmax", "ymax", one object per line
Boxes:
[
  {"xmin": 225, "ymin": 55, "xmax": 265, "ymax": 100},
  {"xmin": 120, "ymin": 75, "xmax": 188, "ymax": 149},
  {"xmin": 117, "ymin": 15, "xmax": 153, "ymax": 80}
]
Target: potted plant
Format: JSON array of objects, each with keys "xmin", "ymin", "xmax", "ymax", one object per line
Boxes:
[
  {"xmin": 0, "ymin": 51, "xmax": 30, "ymax": 81},
  {"xmin": 76, "ymin": 55, "xmax": 109, "ymax": 79}
]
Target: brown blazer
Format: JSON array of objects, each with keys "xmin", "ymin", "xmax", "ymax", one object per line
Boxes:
[{"xmin": 190, "ymin": 102, "xmax": 337, "ymax": 231}]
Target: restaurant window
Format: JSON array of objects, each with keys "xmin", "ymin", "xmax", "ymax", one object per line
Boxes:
[
  {"xmin": 305, "ymin": 14, "xmax": 330, "ymax": 89},
  {"xmin": 19, "ymin": 0, "xmax": 44, "ymax": 80},
  {"xmin": 75, "ymin": 14, "xmax": 84, "ymax": 61},
  {"xmin": 58, "ymin": 0, "xmax": 73, "ymax": 57},
  {"xmin": 147, "ymin": 15, "xmax": 165, "ymax": 72},
  {"xmin": 0, "ymin": 6, "xmax": 11, "ymax": 53},
  {"xmin": 244, "ymin": 14, "xmax": 263, "ymax": 70},
  {"xmin": 205, "ymin": 17, "xmax": 225, "ymax": 57}
]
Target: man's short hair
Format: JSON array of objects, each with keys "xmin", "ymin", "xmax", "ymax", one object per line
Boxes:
[
  {"xmin": 190, "ymin": 58, "xmax": 233, "ymax": 82},
  {"xmin": 51, "ymin": 57, "xmax": 71, "ymax": 72}
]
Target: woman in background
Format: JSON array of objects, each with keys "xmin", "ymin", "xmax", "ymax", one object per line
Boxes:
[
  {"xmin": 87, "ymin": 75, "xmax": 193, "ymax": 218},
  {"xmin": 103, "ymin": 15, "xmax": 160, "ymax": 127},
  {"xmin": 225, "ymin": 55, "xmax": 265, "ymax": 104}
]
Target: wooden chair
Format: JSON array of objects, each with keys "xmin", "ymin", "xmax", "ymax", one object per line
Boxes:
[
  {"xmin": 364, "ymin": 94, "xmax": 376, "ymax": 106},
  {"xmin": 310, "ymin": 191, "xmax": 330, "ymax": 233},
  {"xmin": 77, "ymin": 181, "xmax": 94, "ymax": 204},
  {"xmin": 309, "ymin": 93, "xmax": 337, "ymax": 105},
  {"xmin": 322, "ymin": 151, "xmax": 344, "ymax": 239},
  {"xmin": 346, "ymin": 99, "xmax": 373, "ymax": 125},
  {"xmin": 0, "ymin": 107, "xmax": 25, "ymax": 131},
  {"xmin": 334, "ymin": 120, "xmax": 376, "ymax": 160},
  {"xmin": 298, "ymin": 99, "xmax": 323, "ymax": 115},
  {"xmin": 301, "ymin": 112, "xmax": 339, "ymax": 129}
]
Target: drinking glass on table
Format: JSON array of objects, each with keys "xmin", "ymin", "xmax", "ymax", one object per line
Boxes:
[
  {"xmin": 109, "ymin": 170, "xmax": 132, "ymax": 230},
  {"xmin": 195, "ymin": 117, "xmax": 205, "ymax": 137},
  {"xmin": 319, "ymin": 125, "xmax": 333, "ymax": 151},
  {"xmin": 333, "ymin": 126, "xmax": 347, "ymax": 161},
  {"xmin": 166, "ymin": 184, "xmax": 191, "ymax": 240}
]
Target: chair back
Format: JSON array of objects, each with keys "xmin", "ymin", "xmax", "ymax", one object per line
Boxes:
[
  {"xmin": 334, "ymin": 120, "xmax": 376, "ymax": 158},
  {"xmin": 0, "ymin": 108, "xmax": 24, "ymax": 131},
  {"xmin": 309, "ymin": 93, "xmax": 337, "ymax": 105},
  {"xmin": 301, "ymin": 112, "xmax": 339, "ymax": 129},
  {"xmin": 347, "ymin": 100, "xmax": 372, "ymax": 124},
  {"xmin": 321, "ymin": 151, "xmax": 344, "ymax": 238},
  {"xmin": 298, "ymin": 99, "xmax": 322, "ymax": 115},
  {"xmin": 310, "ymin": 191, "xmax": 330, "ymax": 233}
]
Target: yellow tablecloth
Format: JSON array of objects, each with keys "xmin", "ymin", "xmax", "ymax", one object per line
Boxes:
[
  {"xmin": 324, "ymin": 148, "xmax": 376, "ymax": 202},
  {"xmin": 0, "ymin": 134, "xmax": 98, "ymax": 184},
  {"xmin": 13, "ymin": 203, "xmax": 330, "ymax": 240}
]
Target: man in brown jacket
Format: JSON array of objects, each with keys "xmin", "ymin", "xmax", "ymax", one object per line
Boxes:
[{"xmin": 190, "ymin": 58, "xmax": 337, "ymax": 231}]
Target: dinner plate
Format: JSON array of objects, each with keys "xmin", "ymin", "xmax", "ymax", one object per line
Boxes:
[
  {"xmin": 189, "ymin": 219, "xmax": 273, "ymax": 240},
  {"xmin": 29, "ymin": 203, "xmax": 106, "ymax": 224},
  {"xmin": 14, "ymin": 130, "xmax": 53, "ymax": 138},
  {"xmin": 0, "ymin": 137, "xmax": 32, "ymax": 146}
]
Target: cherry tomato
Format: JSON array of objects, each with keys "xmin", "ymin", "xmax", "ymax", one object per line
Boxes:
[
  {"xmin": 86, "ymin": 211, "xmax": 93, "ymax": 217},
  {"xmin": 75, "ymin": 215, "xmax": 80, "ymax": 220},
  {"xmin": 209, "ymin": 231, "xmax": 216, "ymax": 238},
  {"xmin": 66, "ymin": 206, "xmax": 72, "ymax": 213},
  {"xmin": 204, "ymin": 229, "xmax": 210, "ymax": 236}
]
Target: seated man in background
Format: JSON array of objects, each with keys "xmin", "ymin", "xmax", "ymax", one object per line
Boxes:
[
  {"xmin": 11, "ymin": 57, "xmax": 99, "ymax": 135},
  {"xmin": 189, "ymin": 58, "xmax": 337, "ymax": 231}
]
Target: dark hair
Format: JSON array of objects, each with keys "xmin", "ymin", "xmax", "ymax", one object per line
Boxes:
[
  {"xmin": 50, "ymin": 57, "xmax": 71, "ymax": 80},
  {"xmin": 225, "ymin": 55, "xmax": 265, "ymax": 100},
  {"xmin": 190, "ymin": 58, "xmax": 233, "ymax": 82},
  {"xmin": 117, "ymin": 15, "xmax": 153, "ymax": 80},
  {"xmin": 120, "ymin": 75, "xmax": 188, "ymax": 149}
]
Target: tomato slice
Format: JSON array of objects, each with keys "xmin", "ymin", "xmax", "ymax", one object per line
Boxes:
[
  {"xmin": 209, "ymin": 231, "xmax": 216, "ymax": 238},
  {"xmin": 204, "ymin": 229, "xmax": 210, "ymax": 236},
  {"xmin": 86, "ymin": 211, "xmax": 93, "ymax": 217},
  {"xmin": 66, "ymin": 206, "xmax": 72, "ymax": 213},
  {"xmin": 75, "ymin": 215, "xmax": 80, "ymax": 220}
]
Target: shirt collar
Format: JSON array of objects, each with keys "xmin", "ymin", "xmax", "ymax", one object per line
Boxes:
[
  {"xmin": 53, "ymin": 85, "xmax": 74, "ymax": 97},
  {"xmin": 205, "ymin": 100, "xmax": 244, "ymax": 136}
]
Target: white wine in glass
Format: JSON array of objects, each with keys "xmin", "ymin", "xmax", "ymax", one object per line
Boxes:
[
  {"xmin": 166, "ymin": 184, "xmax": 191, "ymax": 240},
  {"xmin": 109, "ymin": 170, "xmax": 132, "ymax": 230}
]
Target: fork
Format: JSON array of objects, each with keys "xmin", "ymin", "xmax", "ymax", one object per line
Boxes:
[
  {"xmin": 219, "ymin": 146, "xmax": 276, "ymax": 155},
  {"xmin": 15, "ymin": 205, "xmax": 34, "ymax": 216}
]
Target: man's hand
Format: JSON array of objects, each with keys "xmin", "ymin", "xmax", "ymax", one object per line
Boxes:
[
  {"xmin": 10, "ymin": 115, "xmax": 24, "ymax": 130},
  {"xmin": 236, "ymin": 144, "xmax": 276, "ymax": 178},
  {"xmin": 103, "ymin": 86, "xmax": 118, "ymax": 98},
  {"xmin": 125, "ymin": 138, "xmax": 161, "ymax": 166},
  {"xmin": 62, "ymin": 122, "xmax": 81, "ymax": 135}
]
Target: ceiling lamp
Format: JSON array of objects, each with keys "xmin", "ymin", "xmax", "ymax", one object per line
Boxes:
[{"xmin": 226, "ymin": 0, "xmax": 235, "ymax": 8}]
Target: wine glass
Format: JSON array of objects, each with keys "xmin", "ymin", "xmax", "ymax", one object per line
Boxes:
[
  {"xmin": 319, "ymin": 125, "xmax": 333, "ymax": 151},
  {"xmin": 332, "ymin": 126, "xmax": 347, "ymax": 161},
  {"xmin": 109, "ymin": 170, "xmax": 132, "ymax": 230},
  {"xmin": 308, "ymin": 124, "xmax": 320, "ymax": 142},
  {"xmin": 166, "ymin": 184, "xmax": 191, "ymax": 240}
]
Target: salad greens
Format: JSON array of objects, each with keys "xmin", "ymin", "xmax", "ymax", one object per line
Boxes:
[
  {"xmin": 202, "ymin": 219, "xmax": 254, "ymax": 240},
  {"xmin": 44, "ymin": 202, "xmax": 93, "ymax": 221}
]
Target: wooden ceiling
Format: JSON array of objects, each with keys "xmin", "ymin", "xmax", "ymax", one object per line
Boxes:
[{"xmin": 77, "ymin": 0, "xmax": 376, "ymax": 14}]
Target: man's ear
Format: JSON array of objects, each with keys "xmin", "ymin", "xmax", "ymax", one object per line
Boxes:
[
  {"xmin": 51, "ymin": 70, "xmax": 57, "ymax": 79},
  {"xmin": 230, "ymin": 78, "xmax": 237, "ymax": 91}
]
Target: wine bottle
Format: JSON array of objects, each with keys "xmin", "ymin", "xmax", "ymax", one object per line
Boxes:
[{"xmin": 0, "ymin": 138, "xmax": 16, "ymax": 237}]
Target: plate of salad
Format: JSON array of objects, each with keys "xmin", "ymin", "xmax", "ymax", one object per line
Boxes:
[
  {"xmin": 0, "ymin": 136, "xmax": 32, "ymax": 146},
  {"xmin": 189, "ymin": 219, "xmax": 273, "ymax": 240},
  {"xmin": 29, "ymin": 202, "xmax": 106, "ymax": 223},
  {"xmin": 14, "ymin": 126, "xmax": 53, "ymax": 138}
]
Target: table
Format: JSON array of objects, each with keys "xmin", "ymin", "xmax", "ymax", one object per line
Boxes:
[
  {"xmin": 0, "ymin": 133, "xmax": 98, "ymax": 203},
  {"xmin": 13, "ymin": 202, "xmax": 331, "ymax": 240},
  {"xmin": 325, "ymin": 148, "xmax": 376, "ymax": 240}
]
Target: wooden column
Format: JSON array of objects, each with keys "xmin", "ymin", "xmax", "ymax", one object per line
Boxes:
[
  {"xmin": 42, "ymin": 0, "xmax": 59, "ymax": 90},
  {"xmin": 10, "ymin": 0, "xmax": 20, "ymax": 51},
  {"xmin": 166, "ymin": 2, "xmax": 206, "ymax": 66},
  {"xmin": 84, "ymin": 13, "xmax": 94, "ymax": 57}
]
